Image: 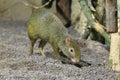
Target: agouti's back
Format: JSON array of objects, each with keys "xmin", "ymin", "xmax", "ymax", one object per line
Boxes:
[
  {"xmin": 27, "ymin": 9, "xmax": 68, "ymax": 42},
  {"xmin": 27, "ymin": 9, "xmax": 80, "ymax": 63}
]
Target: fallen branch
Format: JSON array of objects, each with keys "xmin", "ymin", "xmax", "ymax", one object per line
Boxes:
[{"xmin": 78, "ymin": 0, "xmax": 110, "ymax": 44}]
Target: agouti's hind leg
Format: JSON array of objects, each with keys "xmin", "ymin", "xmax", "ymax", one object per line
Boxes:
[
  {"xmin": 30, "ymin": 38, "xmax": 36, "ymax": 55},
  {"xmin": 38, "ymin": 40, "xmax": 47, "ymax": 57}
]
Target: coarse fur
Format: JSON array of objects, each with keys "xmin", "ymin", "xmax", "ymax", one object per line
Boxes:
[{"xmin": 27, "ymin": 9, "xmax": 80, "ymax": 63}]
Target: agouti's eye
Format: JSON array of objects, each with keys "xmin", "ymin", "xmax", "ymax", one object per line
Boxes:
[
  {"xmin": 69, "ymin": 48, "xmax": 75, "ymax": 55},
  {"xmin": 71, "ymin": 49, "xmax": 73, "ymax": 52}
]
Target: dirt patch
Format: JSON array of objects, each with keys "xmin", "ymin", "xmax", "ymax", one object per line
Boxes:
[{"xmin": 0, "ymin": 20, "xmax": 119, "ymax": 80}]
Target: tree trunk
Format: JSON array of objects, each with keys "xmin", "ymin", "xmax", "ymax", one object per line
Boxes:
[
  {"xmin": 56, "ymin": 0, "xmax": 72, "ymax": 27},
  {"xmin": 106, "ymin": 0, "xmax": 118, "ymax": 33},
  {"xmin": 109, "ymin": 33, "xmax": 120, "ymax": 71},
  {"xmin": 118, "ymin": 0, "xmax": 120, "ymax": 34}
]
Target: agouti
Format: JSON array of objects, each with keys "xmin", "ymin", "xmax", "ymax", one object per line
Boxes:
[{"xmin": 27, "ymin": 9, "xmax": 80, "ymax": 63}]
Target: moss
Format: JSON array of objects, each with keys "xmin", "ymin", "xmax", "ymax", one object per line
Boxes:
[
  {"xmin": 118, "ymin": 73, "xmax": 120, "ymax": 80},
  {"xmin": 108, "ymin": 59, "xmax": 113, "ymax": 69}
]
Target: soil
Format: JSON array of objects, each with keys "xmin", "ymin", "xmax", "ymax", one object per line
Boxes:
[{"xmin": 0, "ymin": 20, "xmax": 119, "ymax": 80}]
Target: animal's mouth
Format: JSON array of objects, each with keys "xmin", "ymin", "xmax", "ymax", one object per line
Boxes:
[{"xmin": 71, "ymin": 58, "xmax": 80, "ymax": 63}]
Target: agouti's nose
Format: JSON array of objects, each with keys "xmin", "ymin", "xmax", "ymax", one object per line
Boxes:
[{"xmin": 71, "ymin": 58, "xmax": 80, "ymax": 63}]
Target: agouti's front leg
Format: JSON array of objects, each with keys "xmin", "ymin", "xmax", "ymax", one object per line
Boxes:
[
  {"xmin": 52, "ymin": 44, "xmax": 62, "ymax": 63},
  {"xmin": 38, "ymin": 40, "xmax": 47, "ymax": 57}
]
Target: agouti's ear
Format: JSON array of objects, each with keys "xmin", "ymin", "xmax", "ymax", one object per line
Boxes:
[{"xmin": 65, "ymin": 37, "xmax": 71, "ymax": 45}]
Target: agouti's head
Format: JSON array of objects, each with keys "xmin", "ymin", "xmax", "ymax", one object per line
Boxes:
[{"xmin": 59, "ymin": 37, "xmax": 80, "ymax": 63}]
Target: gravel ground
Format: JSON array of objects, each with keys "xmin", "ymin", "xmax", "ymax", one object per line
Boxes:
[{"xmin": 0, "ymin": 20, "xmax": 119, "ymax": 80}]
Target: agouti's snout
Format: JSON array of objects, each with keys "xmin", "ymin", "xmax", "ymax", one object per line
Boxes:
[{"xmin": 71, "ymin": 58, "xmax": 80, "ymax": 63}]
